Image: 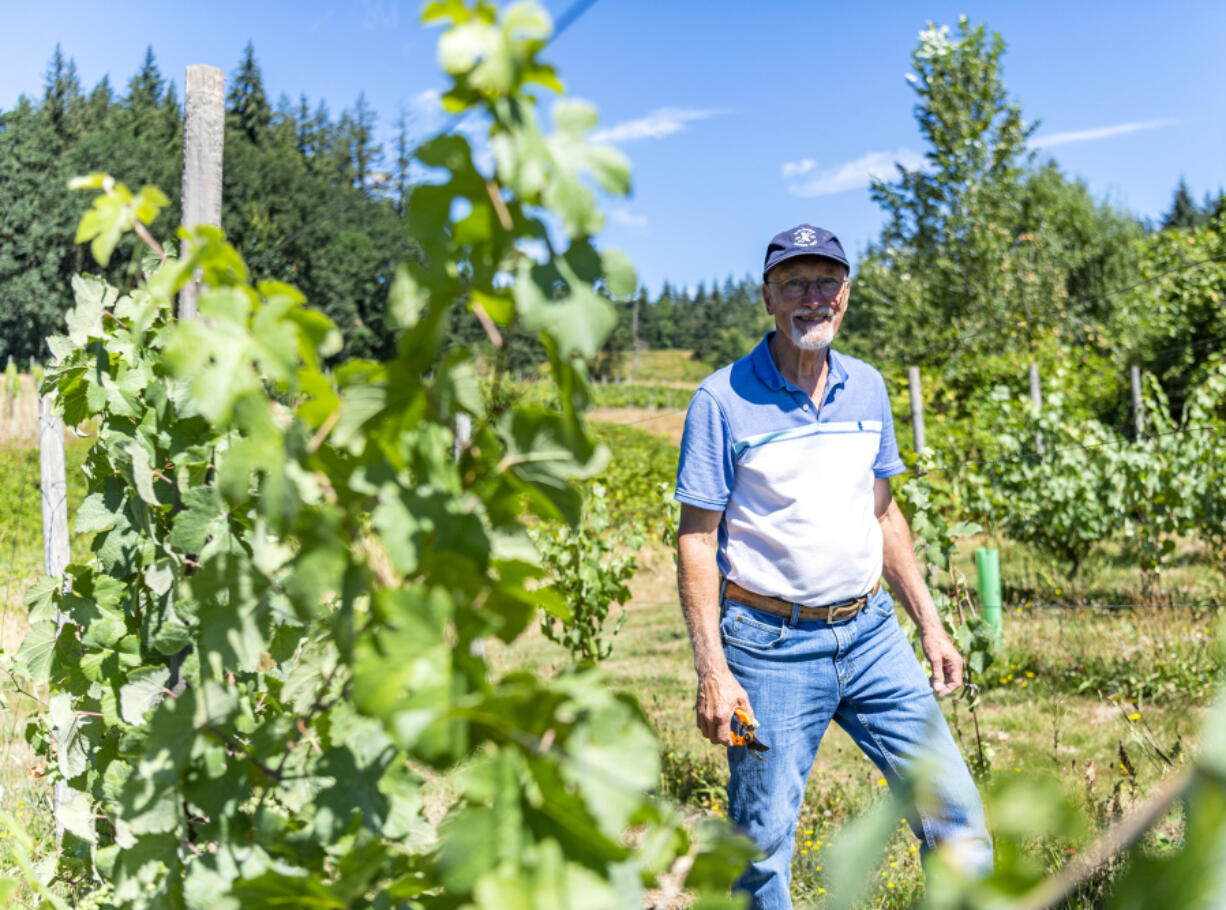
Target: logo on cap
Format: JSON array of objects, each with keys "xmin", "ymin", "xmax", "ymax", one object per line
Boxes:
[{"xmin": 793, "ymin": 227, "xmax": 818, "ymax": 247}]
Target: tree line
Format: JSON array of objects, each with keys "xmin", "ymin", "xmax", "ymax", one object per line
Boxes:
[
  {"xmin": 2, "ymin": 31, "xmax": 1223, "ymax": 410},
  {"xmin": 0, "ymin": 42, "xmax": 411, "ymax": 367}
]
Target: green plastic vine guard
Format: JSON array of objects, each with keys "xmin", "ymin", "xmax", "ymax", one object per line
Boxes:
[{"xmin": 975, "ymin": 546, "xmax": 1003, "ymax": 637}]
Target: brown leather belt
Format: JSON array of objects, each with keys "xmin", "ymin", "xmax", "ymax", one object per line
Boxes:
[{"xmin": 723, "ymin": 580, "xmax": 881, "ymax": 622}]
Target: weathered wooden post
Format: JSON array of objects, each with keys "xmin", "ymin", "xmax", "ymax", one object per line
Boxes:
[
  {"xmin": 4, "ymin": 355, "xmax": 14, "ymax": 420},
  {"xmin": 455, "ymin": 413, "xmax": 484, "ymax": 658},
  {"xmin": 38, "ymin": 396, "xmax": 69, "ymax": 587},
  {"xmin": 179, "ymin": 65, "xmax": 225, "ymax": 320},
  {"xmin": 40, "ymin": 390, "xmax": 71, "ymax": 840},
  {"xmin": 1131, "ymin": 365, "xmax": 1145, "ymax": 439},
  {"xmin": 908, "ymin": 366, "xmax": 925, "ymax": 467},
  {"xmin": 454, "ymin": 413, "xmax": 472, "ymax": 462},
  {"xmin": 167, "ymin": 64, "xmax": 223, "ymax": 699},
  {"xmin": 1029, "ymin": 361, "xmax": 1043, "ymax": 454}
]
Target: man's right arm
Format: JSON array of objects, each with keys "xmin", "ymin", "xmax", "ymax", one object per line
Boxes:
[{"xmin": 677, "ymin": 503, "xmax": 752, "ymax": 746}]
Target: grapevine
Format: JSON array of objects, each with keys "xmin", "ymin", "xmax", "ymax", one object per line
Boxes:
[{"xmin": 15, "ymin": 3, "xmax": 755, "ymax": 905}]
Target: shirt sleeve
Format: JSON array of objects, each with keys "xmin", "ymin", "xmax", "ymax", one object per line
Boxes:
[
  {"xmin": 873, "ymin": 372, "xmax": 906, "ymax": 478},
  {"xmin": 675, "ymin": 388, "xmax": 735, "ymax": 511}
]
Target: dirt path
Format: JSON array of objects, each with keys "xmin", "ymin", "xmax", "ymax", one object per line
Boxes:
[{"xmin": 591, "ymin": 407, "xmax": 688, "ymax": 447}]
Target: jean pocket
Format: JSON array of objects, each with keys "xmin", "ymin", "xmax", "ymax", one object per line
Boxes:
[
  {"xmin": 866, "ymin": 588, "xmax": 897, "ymax": 620},
  {"xmin": 720, "ymin": 601, "xmax": 788, "ymax": 650}
]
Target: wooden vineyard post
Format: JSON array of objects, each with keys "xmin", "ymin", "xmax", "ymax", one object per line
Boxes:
[
  {"xmin": 179, "ymin": 65, "xmax": 225, "ymax": 321},
  {"xmin": 5, "ymin": 355, "xmax": 14, "ymax": 419},
  {"xmin": 1029, "ymin": 361, "xmax": 1044, "ymax": 454},
  {"xmin": 40, "ymin": 391, "xmax": 72, "ymax": 840},
  {"xmin": 168, "ymin": 64, "xmax": 223, "ymax": 699},
  {"xmin": 1131, "ymin": 364, "xmax": 1145, "ymax": 439},
  {"xmin": 455, "ymin": 413, "xmax": 484, "ymax": 658},
  {"xmin": 38, "ymin": 396, "xmax": 69, "ymax": 597},
  {"xmin": 454, "ymin": 413, "xmax": 471, "ymax": 462},
  {"xmin": 908, "ymin": 366, "xmax": 925, "ymax": 470}
]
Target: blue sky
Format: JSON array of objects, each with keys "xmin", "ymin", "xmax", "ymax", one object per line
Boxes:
[{"xmin": 2, "ymin": 0, "xmax": 1224, "ymax": 294}]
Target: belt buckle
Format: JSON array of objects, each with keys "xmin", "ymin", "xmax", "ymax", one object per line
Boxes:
[{"xmin": 829, "ymin": 598, "xmax": 859, "ymax": 622}]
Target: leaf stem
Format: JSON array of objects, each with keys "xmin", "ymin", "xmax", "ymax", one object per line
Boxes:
[{"xmin": 132, "ymin": 221, "xmax": 168, "ymax": 264}]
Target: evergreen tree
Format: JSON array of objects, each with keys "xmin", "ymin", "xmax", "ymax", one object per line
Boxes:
[
  {"xmin": 345, "ymin": 93, "xmax": 381, "ymax": 191},
  {"xmin": 127, "ymin": 46, "xmax": 165, "ymax": 122},
  {"xmin": 0, "ymin": 41, "xmax": 413, "ymax": 364},
  {"xmin": 0, "ymin": 97, "xmax": 75, "ymax": 362},
  {"xmin": 42, "ymin": 44, "xmax": 83, "ymax": 145},
  {"xmin": 80, "ymin": 76, "xmax": 114, "ymax": 134},
  {"xmin": 1161, "ymin": 177, "xmax": 1207, "ymax": 230},
  {"xmin": 392, "ymin": 108, "xmax": 413, "ymax": 216},
  {"xmin": 227, "ymin": 42, "xmax": 271, "ymax": 144}
]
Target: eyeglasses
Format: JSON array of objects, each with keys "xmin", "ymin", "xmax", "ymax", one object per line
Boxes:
[{"xmin": 769, "ymin": 276, "xmax": 846, "ymax": 302}]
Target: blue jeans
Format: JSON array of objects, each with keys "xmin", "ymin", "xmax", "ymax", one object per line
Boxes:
[{"xmin": 720, "ymin": 586, "xmax": 992, "ymax": 909}]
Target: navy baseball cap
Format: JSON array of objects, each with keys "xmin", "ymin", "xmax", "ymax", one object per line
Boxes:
[{"xmin": 763, "ymin": 224, "xmax": 849, "ymax": 280}]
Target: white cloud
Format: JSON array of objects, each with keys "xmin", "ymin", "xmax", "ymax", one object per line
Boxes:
[
  {"xmin": 610, "ymin": 209, "xmax": 647, "ymax": 229},
  {"xmin": 590, "ymin": 107, "xmax": 728, "ymax": 144},
  {"xmin": 1032, "ymin": 118, "xmax": 1177, "ymax": 149},
  {"xmin": 781, "ymin": 158, "xmax": 817, "ymax": 178},
  {"xmin": 409, "ymin": 88, "xmax": 442, "ymax": 113},
  {"xmin": 785, "ymin": 148, "xmax": 926, "ymax": 198}
]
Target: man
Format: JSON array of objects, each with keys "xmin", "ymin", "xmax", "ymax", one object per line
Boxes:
[{"xmin": 674, "ymin": 225, "xmax": 992, "ymax": 908}]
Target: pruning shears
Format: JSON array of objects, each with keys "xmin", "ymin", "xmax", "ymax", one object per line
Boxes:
[{"xmin": 730, "ymin": 708, "xmax": 770, "ymax": 760}]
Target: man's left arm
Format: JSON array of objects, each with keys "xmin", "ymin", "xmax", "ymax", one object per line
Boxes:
[{"xmin": 875, "ymin": 477, "xmax": 962, "ymax": 697}]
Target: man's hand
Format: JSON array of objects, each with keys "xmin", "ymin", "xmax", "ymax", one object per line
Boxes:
[
  {"xmin": 921, "ymin": 629, "xmax": 963, "ymax": 697},
  {"xmin": 696, "ymin": 669, "xmax": 754, "ymax": 746}
]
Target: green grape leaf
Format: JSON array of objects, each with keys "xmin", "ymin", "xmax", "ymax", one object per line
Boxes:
[
  {"xmin": 600, "ymin": 249, "xmax": 637, "ymax": 297},
  {"xmin": 57, "ymin": 791, "xmax": 98, "ymax": 844},
  {"xmin": 24, "ymin": 575, "xmax": 61, "ymax": 624},
  {"xmin": 16, "ymin": 621, "xmax": 58, "ymax": 684},
  {"xmin": 49, "ymin": 692, "xmax": 92, "ymax": 780},
  {"xmin": 169, "ymin": 485, "xmax": 228, "ymax": 553},
  {"xmin": 74, "ymin": 487, "xmax": 124, "ymax": 535},
  {"xmin": 127, "ymin": 439, "xmax": 160, "ymax": 505},
  {"xmin": 119, "ymin": 666, "xmax": 171, "ymax": 726},
  {"xmin": 66, "ymin": 275, "xmax": 114, "ymax": 346},
  {"xmin": 230, "ymin": 872, "xmax": 345, "ymax": 909},
  {"xmin": 515, "ymin": 260, "xmax": 617, "ymax": 359}
]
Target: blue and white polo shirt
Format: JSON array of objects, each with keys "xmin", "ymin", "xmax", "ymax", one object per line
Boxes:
[{"xmin": 675, "ymin": 333, "xmax": 905, "ymax": 606}]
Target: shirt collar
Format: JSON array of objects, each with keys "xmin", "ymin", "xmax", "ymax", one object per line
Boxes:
[{"xmin": 752, "ymin": 331, "xmax": 848, "ymax": 396}]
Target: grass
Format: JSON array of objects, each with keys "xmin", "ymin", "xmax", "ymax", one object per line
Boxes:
[
  {"xmin": 616, "ymin": 349, "xmax": 714, "ymax": 386},
  {"xmin": 486, "ymin": 534, "xmax": 1217, "ymax": 907}
]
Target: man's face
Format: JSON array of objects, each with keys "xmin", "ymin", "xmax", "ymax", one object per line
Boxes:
[{"xmin": 761, "ymin": 257, "xmax": 850, "ymax": 351}]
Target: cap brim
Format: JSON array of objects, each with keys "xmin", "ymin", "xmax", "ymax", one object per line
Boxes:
[{"xmin": 763, "ymin": 249, "xmax": 850, "ymax": 280}]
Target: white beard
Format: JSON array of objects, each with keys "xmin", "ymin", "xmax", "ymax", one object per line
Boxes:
[{"xmin": 791, "ymin": 315, "xmax": 836, "ymax": 350}]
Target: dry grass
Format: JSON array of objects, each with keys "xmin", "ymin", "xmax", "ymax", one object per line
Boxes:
[
  {"xmin": 0, "ymin": 375, "xmax": 39, "ymax": 448},
  {"xmin": 590, "ymin": 407, "xmax": 689, "ymax": 447},
  {"xmin": 616, "ymin": 350, "xmax": 714, "ymax": 386},
  {"xmin": 487, "ymin": 533, "xmax": 1220, "ymax": 908}
]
